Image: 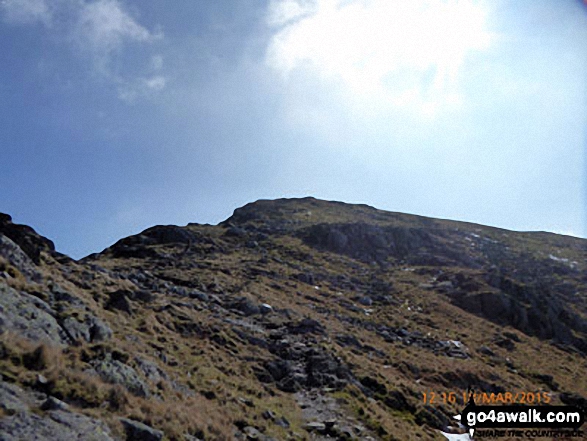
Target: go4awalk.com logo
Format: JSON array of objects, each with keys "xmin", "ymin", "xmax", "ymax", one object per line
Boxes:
[{"xmin": 439, "ymin": 392, "xmax": 585, "ymax": 439}]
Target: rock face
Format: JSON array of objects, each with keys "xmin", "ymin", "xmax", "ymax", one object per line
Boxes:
[
  {"xmin": 0, "ymin": 198, "xmax": 586, "ymax": 441},
  {"xmin": 0, "ymin": 213, "xmax": 55, "ymax": 264},
  {"xmin": 0, "ymin": 235, "xmax": 44, "ymax": 282},
  {"xmin": 0, "ymin": 380, "xmax": 114, "ymax": 441},
  {"xmin": 0, "ymin": 284, "xmax": 69, "ymax": 346},
  {"xmin": 300, "ymin": 223, "xmax": 438, "ymax": 264}
]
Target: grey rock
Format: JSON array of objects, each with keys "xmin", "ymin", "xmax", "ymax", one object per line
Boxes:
[
  {"xmin": 265, "ymin": 360, "xmax": 293, "ymax": 382},
  {"xmin": 357, "ymin": 296, "xmax": 373, "ymax": 306},
  {"xmin": 50, "ymin": 283, "xmax": 86, "ymax": 310},
  {"xmin": 105, "ymin": 290, "xmax": 134, "ymax": 315},
  {"xmin": 134, "ymin": 357, "xmax": 167, "ymax": 383},
  {"xmin": 477, "ymin": 345, "xmax": 495, "ymax": 356},
  {"xmin": 91, "ymin": 359, "xmax": 149, "ymax": 397},
  {"xmin": 88, "ymin": 315, "xmax": 113, "ymax": 341},
  {"xmin": 243, "ymin": 426, "xmax": 263, "ymax": 439},
  {"xmin": 288, "ymin": 318, "xmax": 324, "ymax": 335},
  {"xmin": 189, "ymin": 290, "xmax": 209, "ymax": 302},
  {"xmin": 230, "ymin": 297, "xmax": 260, "ymax": 316},
  {"xmin": 304, "ymin": 422, "xmax": 326, "ymax": 432},
  {"xmin": 41, "ymin": 396, "xmax": 69, "ymax": 411},
  {"xmin": 275, "ymin": 417, "xmax": 290, "ymax": 428},
  {"xmin": 61, "ymin": 314, "xmax": 112, "ymax": 344},
  {"xmin": 0, "ymin": 380, "xmax": 114, "ymax": 441},
  {"xmin": 120, "ymin": 418, "xmax": 163, "ymax": 441},
  {"xmin": 260, "ymin": 303, "xmax": 273, "ymax": 315},
  {"xmin": 62, "ymin": 316, "xmax": 91, "ymax": 343},
  {"xmin": 262, "ymin": 410, "xmax": 276, "ymax": 420},
  {"xmin": 0, "ymin": 235, "xmax": 43, "ymax": 282},
  {"xmin": 0, "ymin": 214, "xmax": 55, "ymax": 265},
  {"xmin": 0, "ymin": 284, "xmax": 68, "ymax": 346},
  {"xmin": 0, "ymin": 411, "xmax": 115, "ymax": 441},
  {"xmin": 0, "ymin": 381, "xmax": 34, "ymax": 414}
]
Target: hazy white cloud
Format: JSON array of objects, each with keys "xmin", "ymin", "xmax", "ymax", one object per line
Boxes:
[
  {"xmin": 116, "ymin": 75, "xmax": 166, "ymax": 103},
  {"xmin": 1, "ymin": 0, "xmax": 165, "ymax": 99},
  {"xmin": 266, "ymin": 0, "xmax": 494, "ymax": 116},
  {"xmin": 74, "ymin": 0, "xmax": 160, "ymax": 57},
  {"xmin": 1, "ymin": 0, "xmax": 52, "ymax": 25},
  {"xmin": 266, "ymin": 0, "xmax": 316, "ymax": 27},
  {"xmin": 150, "ymin": 54, "xmax": 163, "ymax": 70}
]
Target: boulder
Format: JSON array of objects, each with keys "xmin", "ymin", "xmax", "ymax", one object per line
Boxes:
[
  {"xmin": 120, "ymin": 418, "xmax": 163, "ymax": 441},
  {"xmin": 61, "ymin": 315, "xmax": 112, "ymax": 344},
  {"xmin": 105, "ymin": 290, "xmax": 134, "ymax": 315},
  {"xmin": 229, "ymin": 297, "xmax": 260, "ymax": 316},
  {"xmin": 90, "ymin": 359, "xmax": 149, "ymax": 397}
]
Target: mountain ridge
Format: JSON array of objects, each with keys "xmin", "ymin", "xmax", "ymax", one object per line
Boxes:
[{"xmin": 0, "ymin": 197, "xmax": 586, "ymax": 440}]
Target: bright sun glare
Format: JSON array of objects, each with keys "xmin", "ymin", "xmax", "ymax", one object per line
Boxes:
[{"xmin": 267, "ymin": 0, "xmax": 493, "ymax": 116}]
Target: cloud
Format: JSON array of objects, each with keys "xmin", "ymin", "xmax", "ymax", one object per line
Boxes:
[
  {"xmin": 150, "ymin": 54, "xmax": 163, "ymax": 70},
  {"xmin": 73, "ymin": 0, "xmax": 161, "ymax": 67},
  {"xmin": 1, "ymin": 0, "xmax": 52, "ymax": 25},
  {"xmin": 266, "ymin": 0, "xmax": 494, "ymax": 116},
  {"xmin": 117, "ymin": 75, "xmax": 166, "ymax": 103},
  {"xmin": 1, "ymin": 0, "xmax": 166, "ymax": 100},
  {"xmin": 266, "ymin": 0, "xmax": 316, "ymax": 27}
]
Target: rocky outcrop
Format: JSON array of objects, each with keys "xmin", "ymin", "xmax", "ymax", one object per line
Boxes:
[
  {"xmin": 0, "ymin": 284, "xmax": 69, "ymax": 346},
  {"xmin": 90, "ymin": 358, "xmax": 150, "ymax": 397},
  {"xmin": 448, "ymin": 276, "xmax": 587, "ymax": 353},
  {"xmin": 0, "ymin": 213, "xmax": 55, "ymax": 264},
  {"xmin": 120, "ymin": 418, "xmax": 163, "ymax": 441},
  {"xmin": 0, "ymin": 235, "xmax": 44, "ymax": 282},
  {"xmin": 299, "ymin": 222, "xmax": 476, "ymax": 267},
  {"xmin": 0, "ymin": 380, "xmax": 114, "ymax": 441}
]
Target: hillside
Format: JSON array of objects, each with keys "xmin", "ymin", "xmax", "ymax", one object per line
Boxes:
[{"xmin": 0, "ymin": 197, "xmax": 585, "ymax": 440}]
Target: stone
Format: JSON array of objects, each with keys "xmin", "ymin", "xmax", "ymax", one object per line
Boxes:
[
  {"xmin": 477, "ymin": 346, "xmax": 495, "ymax": 356},
  {"xmin": 243, "ymin": 426, "xmax": 263, "ymax": 440},
  {"xmin": 304, "ymin": 422, "xmax": 326, "ymax": 432},
  {"xmin": 0, "ymin": 235, "xmax": 43, "ymax": 282},
  {"xmin": 0, "ymin": 284, "xmax": 68, "ymax": 346},
  {"xmin": 275, "ymin": 417, "xmax": 290, "ymax": 428},
  {"xmin": 260, "ymin": 303, "xmax": 273, "ymax": 315},
  {"xmin": 230, "ymin": 297, "xmax": 260, "ymax": 316},
  {"xmin": 189, "ymin": 290, "xmax": 209, "ymax": 302},
  {"xmin": 91, "ymin": 359, "xmax": 149, "ymax": 397},
  {"xmin": 262, "ymin": 410, "xmax": 276, "ymax": 420},
  {"xmin": 357, "ymin": 296, "xmax": 373, "ymax": 306},
  {"xmin": 0, "ymin": 380, "xmax": 114, "ymax": 441},
  {"xmin": 288, "ymin": 318, "xmax": 324, "ymax": 335},
  {"xmin": 40, "ymin": 396, "xmax": 69, "ymax": 411},
  {"xmin": 134, "ymin": 357, "xmax": 166, "ymax": 383},
  {"xmin": 61, "ymin": 314, "xmax": 112, "ymax": 344},
  {"xmin": 88, "ymin": 316, "xmax": 113, "ymax": 342},
  {"xmin": 105, "ymin": 290, "xmax": 134, "ymax": 315},
  {"xmin": 120, "ymin": 418, "xmax": 163, "ymax": 441},
  {"xmin": 62, "ymin": 317, "xmax": 91, "ymax": 343},
  {"xmin": 0, "ymin": 214, "xmax": 55, "ymax": 265}
]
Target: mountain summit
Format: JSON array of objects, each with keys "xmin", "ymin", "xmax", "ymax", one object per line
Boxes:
[{"xmin": 1, "ymin": 198, "xmax": 586, "ymax": 440}]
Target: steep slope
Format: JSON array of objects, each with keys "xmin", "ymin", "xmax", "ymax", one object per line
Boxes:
[{"xmin": 0, "ymin": 198, "xmax": 585, "ymax": 440}]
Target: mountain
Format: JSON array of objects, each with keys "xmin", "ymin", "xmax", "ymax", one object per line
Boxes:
[{"xmin": 0, "ymin": 197, "xmax": 585, "ymax": 440}]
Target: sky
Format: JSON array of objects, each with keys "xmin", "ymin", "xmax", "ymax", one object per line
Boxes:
[{"xmin": 0, "ymin": 0, "xmax": 586, "ymax": 259}]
